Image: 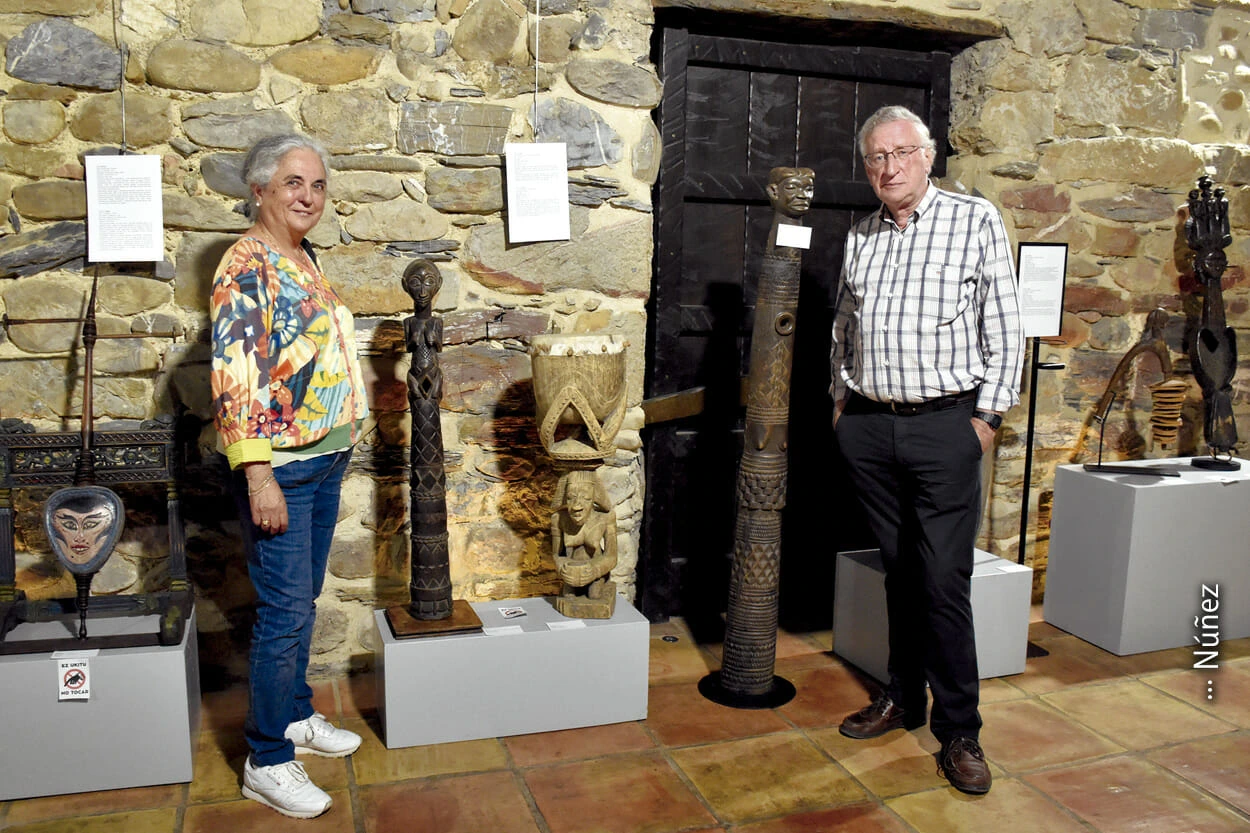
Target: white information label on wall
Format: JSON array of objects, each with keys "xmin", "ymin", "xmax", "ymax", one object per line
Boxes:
[
  {"xmin": 85, "ymin": 154, "xmax": 164, "ymax": 263},
  {"xmin": 775, "ymin": 223, "xmax": 812, "ymax": 249},
  {"xmin": 504, "ymin": 142, "xmax": 570, "ymax": 244},
  {"xmin": 56, "ymin": 656, "xmax": 92, "ymax": 701},
  {"xmin": 1017, "ymin": 242, "xmax": 1067, "ymax": 338}
]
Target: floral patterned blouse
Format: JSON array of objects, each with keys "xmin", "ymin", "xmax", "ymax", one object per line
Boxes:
[{"xmin": 210, "ymin": 236, "xmax": 368, "ymax": 469}]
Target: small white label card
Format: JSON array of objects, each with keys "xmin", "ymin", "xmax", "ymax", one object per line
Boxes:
[
  {"xmin": 55, "ymin": 654, "xmax": 94, "ymax": 701},
  {"xmin": 499, "ymin": 606, "xmax": 527, "ymax": 619},
  {"xmin": 546, "ymin": 619, "xmax": 586, "ymax": 631},
  {"xmin": 482, "ymin": 625, "xmax": 524, "ymax": 636},
  {"xmin": 776, "ymin": 223, "xmax": 812, "ymax": 249},
  {"xmin": 85, "ymin": 154, "xmax": 164, "ymax": 263},
  {"xmin": 504, "ymin": 142, "xmax": 571, "ymax": 243}
]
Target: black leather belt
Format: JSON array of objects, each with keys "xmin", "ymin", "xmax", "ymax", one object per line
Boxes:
[{"xmin": 848, "ymin": 389, "xmax": 977, "ymax": 416}]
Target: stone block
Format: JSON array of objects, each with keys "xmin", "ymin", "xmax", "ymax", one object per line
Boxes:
[
  {"xmin": 2, "ymin": 100, "xmax": 65, "ymax": 144},
  {"xmin": 398, "ymin": 101, "xmax": 513, "ymax": 156},
  {"xmin": 270, "ymin": 40, "xmax": 383, "ymax": 86},
  {"xmin": 146, "ymin": 39, "xmax": 260, "ymax": 92},
  {"xmin": 5, "ymin": 18, "xmax": 121, "ymax": 91}
]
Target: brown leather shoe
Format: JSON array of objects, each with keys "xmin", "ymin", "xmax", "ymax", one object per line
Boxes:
[
  {"xmin": 839, "ymin": 695, "xmax": 924, "ymax": 740},
  {"xmin": 938, "ymin": 736, "xmax": 992, "ymax": 795}
]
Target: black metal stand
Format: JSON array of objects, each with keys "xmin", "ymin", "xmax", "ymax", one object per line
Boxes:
[
  {"xmin": 1016, "ymin": 338, "xmax": 1066, "ymax": 565},
  {"xmin": 1192, "ymin": 455, "xmax": 1241, "ymax": 471}
]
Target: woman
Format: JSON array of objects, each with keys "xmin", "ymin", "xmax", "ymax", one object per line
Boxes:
[{"xmin": 210, "ymin": 133, "xmax": 368, "ymax": 820}]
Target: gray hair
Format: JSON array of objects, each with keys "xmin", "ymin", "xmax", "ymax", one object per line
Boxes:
[
  {"xmin": 242, "ymin": 133, "xmax": 331, "ymax": 193},
  {"xmin": 857, "ymin": 105, "xmax": 937, "ymax": 156}
]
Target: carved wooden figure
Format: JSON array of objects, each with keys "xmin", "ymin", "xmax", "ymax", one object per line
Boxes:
[
  {"xmin": 403, "ymin": 259, "xmax": 453, "ymax": 619},
  {"xmin": 702, "ymin": 167, "xmax": 813, "ymax": 708},
  {"xmin": 530, "ymin": 333, "xmax": 628, "ymax": 619},
  {"xmin": 1187, "ymin": 176, "xmax": 1240, "ymax": 470},
  {"xmin": 551, "ymin": 470, "xmax": 618, "ymax": 618}
]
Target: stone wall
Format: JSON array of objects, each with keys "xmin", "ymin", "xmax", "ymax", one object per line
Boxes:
[
  {"xmin": 2, "ymin": 0, "xmax": 1248, "ymax": 681},
  {"xmin": 0, "ymin": 0, "xmax": 657, "ymax": 680}
]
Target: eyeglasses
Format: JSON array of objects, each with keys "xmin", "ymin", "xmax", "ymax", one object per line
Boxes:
[{"xmin": 863, "ymin": 145, "xmax": 923, "ymax": 170}]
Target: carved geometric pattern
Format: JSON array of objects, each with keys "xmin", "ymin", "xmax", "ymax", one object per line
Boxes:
[
  {"xmin": 412, "ymin": 468, "xmax": 445, "ymax": 496},
  {"xmin": 760, "ymin": 339, "xmax": 793, "ymax": 409},
  {"xmin": 737, "ymin": 471, "xmax": 787, "ymax": 510}
]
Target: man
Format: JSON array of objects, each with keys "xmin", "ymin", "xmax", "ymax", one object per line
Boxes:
[{"xmin": 830, "ymin": 105, "xmax": 1023, "ymax": 795}]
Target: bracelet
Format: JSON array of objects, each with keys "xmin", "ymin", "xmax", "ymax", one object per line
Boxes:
[{"xmin": 247, "ymin": 474, "xmax": 276, "ymax": 496}]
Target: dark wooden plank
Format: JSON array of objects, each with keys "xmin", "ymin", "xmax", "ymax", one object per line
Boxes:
[
  {"xmin": 689, "ymin": 36, "xmax": 942, "ymax": 85},
  {"xmin": 927, "ymin": 51, "xmax": 952, "ymax": 177},
  {"xmin": 681, "ymin": 201, "xmax": 745, "ymax": 306},
  {"xmin": 747, "ymin": 71, "xmax": 799, "ymax": 174},
  {"xmin": 797, "ymin": 76, "xmax": 857, "ymax": 181},
  {"xmin": 686, "ymin": 64, "xmax": 750, "ymax": 177},
  {"xmin": 684, "ymin": 170, "xmax": 876, "ymax": 207},
  {"xmin": 643, "ymin": 26, "xmax": 694, "ymax": 621},
  {"xmin": 651, "ymin": 25, "xmax": 692, "ymax": 400}
]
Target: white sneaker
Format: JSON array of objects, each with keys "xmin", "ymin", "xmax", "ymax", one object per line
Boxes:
[
  {"xmin": 241, "ymin": 758, "xmax": 332, "ymax": 819},
  {"xmin": 285, "ymin": 712, "xmax": 362, "ymax": 758}
]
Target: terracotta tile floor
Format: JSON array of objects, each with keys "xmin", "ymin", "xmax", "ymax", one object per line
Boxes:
[{"xmin": 3, "ymin": 606, "xmax": 1249, "ymax": 833}]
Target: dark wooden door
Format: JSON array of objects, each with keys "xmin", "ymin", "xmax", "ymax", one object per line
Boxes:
[{"xmin": 641, "ymin": 21, "xmax": 952, "ymax": 629}]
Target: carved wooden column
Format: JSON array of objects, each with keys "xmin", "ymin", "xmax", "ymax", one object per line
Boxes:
[
  {"xmin": 700, "ymin": 168, "xmax": 813, "ymax": 708},
  {"xmin": 385, "ymin": 259, "xmax": 480, "ymax": 637}
]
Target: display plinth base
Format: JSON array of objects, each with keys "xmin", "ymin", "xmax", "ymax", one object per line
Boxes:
[
  {"xmin": 0, "ymin": 610, "xmax": 200, "ymax": 800},
  {"xmin": 697, "ymin": 670, "xmax": 795, "ymax": 709},
  {"xmin": 1192, "ymin": 456, "xmax": 1241, "ymax": 471},
  {"xmin": 384, "ymin": 599, "xmax": 482, "ymax": 638},
  {"xmin": 1044, "ymin": 458, "xmax": 1250, "ymax": 655},
  {"xmin": 375, "ymin": 595, "xmax": 647, "ymax": 748},
  {"xmin": 833, "ymin": 549, "xmax": 1032, "ymax": 683}
]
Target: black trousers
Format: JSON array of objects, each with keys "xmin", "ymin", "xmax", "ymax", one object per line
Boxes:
[{"xmin": 835, "ymin": 394, "xmax": 983, "ymax": 743}]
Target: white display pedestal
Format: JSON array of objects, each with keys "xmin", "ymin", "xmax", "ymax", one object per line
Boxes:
[
  {"xmin": 1044, "ymin": 458, "xmax": 1250, "ymax": 655},
  {"xmin": 833, "ymin": 548, "xmax": 1032, "ymax": 682},
  {"xmin": 0, "ymin": 611, "xmax": 200, "ymax": 800},
  {"xmin": 376, "ymin": 595, "xmax": 648, "ymax": 749}
]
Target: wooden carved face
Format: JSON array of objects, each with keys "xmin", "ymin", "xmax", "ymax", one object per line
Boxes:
[
  {"xmin": 44, "ymin": 486, "xmax": 125, "ymax": 575},
  {"xmin": 403, "ymin": 260, "xmax": 442, "ymax": 311}
]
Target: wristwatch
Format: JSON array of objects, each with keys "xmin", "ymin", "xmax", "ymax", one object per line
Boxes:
[{"xmin": 973, "ymin": 410, "xmax": 1003, "ymax": 431}]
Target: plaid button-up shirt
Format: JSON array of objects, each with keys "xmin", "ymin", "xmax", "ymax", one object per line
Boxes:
[{"xmin": 830, "ymin": 184, "xmax": 1024, "ymax": 414}]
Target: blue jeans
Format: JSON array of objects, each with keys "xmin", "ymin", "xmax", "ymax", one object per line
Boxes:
[{"xmin": 229, "ymin": 450, "xmax": 351, "ymax": 766}]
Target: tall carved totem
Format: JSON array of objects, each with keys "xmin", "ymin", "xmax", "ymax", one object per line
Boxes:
[
  {"xmin": 701, "ymin": 168, "xmax": 814, "ymax": 707},
  {"xmin": 402, "ymin": 259, "xmax": 453, "ymax": 618},
  {"xmin": 1187, "ymin": 176, "xmax": 1241, "ymax": 470}
]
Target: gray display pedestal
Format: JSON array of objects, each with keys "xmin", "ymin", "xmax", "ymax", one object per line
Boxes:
[
  {"xmin": 833, "ymin": 548, "xmax": 1033, "ymax": 682},
  {"xmin": 0, "ymin": 611, "xmax": 200, "ymax": 800},
  {"xmin": 1044, "ymin": 458, "xmax": 1250, "ymax": 655},
  {"xmin": 376, "ymin": 595, "xmax": 648, "ymax": 748}
]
